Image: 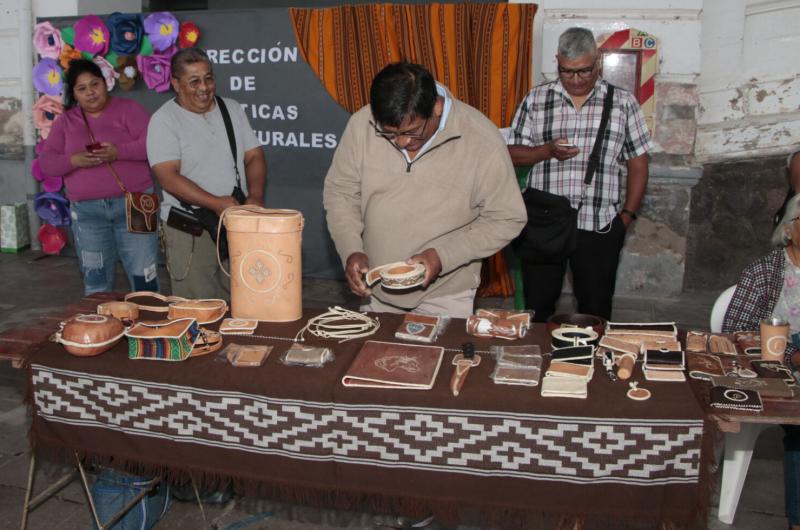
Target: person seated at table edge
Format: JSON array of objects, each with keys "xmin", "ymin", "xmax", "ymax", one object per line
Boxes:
[{"xmin": 723, "ymin": 193, "xmax": 800, "ymax": 530}]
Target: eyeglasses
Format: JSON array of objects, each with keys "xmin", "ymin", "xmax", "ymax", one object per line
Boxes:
[
  {"xmin": 371, "ymin": 116, "xmax": 429, "ymax": 141},
  {"xmin": 558, "ymin": 64, "xmax": 596, "ymax": 79},
  {"xmin": 182, "ymin": 73, "xmax": 215, "ymax": 90}
]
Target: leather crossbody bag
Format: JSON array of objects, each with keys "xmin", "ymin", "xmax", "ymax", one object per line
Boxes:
[
  {"xmin": 170, "ymin": 96, "xmax": 245, "ymax": 260},
  {"xmin": 513, "ymin": 85, "xmax": 615, "ymax": 263},
  {"xmin": 81, "ymin": 109, "xmax": 160, "ymax": 234}
]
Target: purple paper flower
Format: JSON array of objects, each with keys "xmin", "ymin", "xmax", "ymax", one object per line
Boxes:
[
  {"xmin": 32, "ymin": 159, "xmax": 63, "ymax": 192},
  {"xmin": 143, "ymin": 12, "xmax": 179, "ymax": 52},
  {"xmin": 107, "ymin": 12, "xmax": 144, "ymax": 55},
  {"xmin": 136, "ymin": 46, "xmax": 176, "ymax": 92},
  {"xmin": 93, "ymin": 56, "xmax": 119, "ymax": 91},
  {"xmin": 33, "ymin": 95, "xmax": 63, "ymax": 139},
  {"xmin": 33, "ymin": 21, "xmax": 63, "ymax": 59},
  {"xmin": 33, "ymin": 58, "xmax": 63, "ymax": 95},
  {"xmin": 73, "ymin": 14, "xmax": 109, "ymax": 56}
]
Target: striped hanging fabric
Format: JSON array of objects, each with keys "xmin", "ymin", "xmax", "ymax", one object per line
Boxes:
[{"xmin": 290, "ymin": 2, "xmax": 537, "ymax": 298}]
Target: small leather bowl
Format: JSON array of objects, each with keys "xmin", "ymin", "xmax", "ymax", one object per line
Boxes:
[
  {"xmin": 54, "ymin": 314, "xmax": 126, "ymax": 356},
  {"xmin": 546, "ymin": 313, "xmax": 606, "ymax": 337},
  {"xmin": 551, "ymin": 327, "xmax": 599, "ymax": 348}
]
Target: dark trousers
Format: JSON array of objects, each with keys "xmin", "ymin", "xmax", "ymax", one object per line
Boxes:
[{"xmin": 521, "ymin": 215, "xmax": 626, "ymax": 322}]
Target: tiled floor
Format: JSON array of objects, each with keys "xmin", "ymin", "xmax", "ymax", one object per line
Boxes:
[{"xmin": 0, "ymin": 251, "xmax": 790, "ymax": 529}]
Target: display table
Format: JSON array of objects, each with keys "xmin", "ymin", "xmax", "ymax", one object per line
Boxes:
[
  {"xmin": 27, "ymin": 308, "xmax": 711, "ymax": 527},
  {"xmin": 690, "ymin": 366, "xmax": 800, "ymax": 524}
]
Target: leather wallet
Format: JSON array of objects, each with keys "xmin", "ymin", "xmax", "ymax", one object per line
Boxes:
[
  {"xmin": 551, "ymin": 345, "xmax": 593, "ymax": 363},
  {"xmin": 166, "ymin": 206, "xmax": 204, "ymax": 236},
  {"xmin": 710, "ymin": 386, "xmax": 763, "ymax": 411}
]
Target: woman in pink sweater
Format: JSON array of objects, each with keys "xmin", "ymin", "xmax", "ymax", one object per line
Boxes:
[{"xmin": 40, "ymin": 59, "xmax": 160, "ymax": 295}]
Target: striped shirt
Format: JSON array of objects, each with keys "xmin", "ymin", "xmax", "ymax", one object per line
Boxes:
[{"xmin": 508, "ymin": 79, "xmax": 652, "ymax": 231}]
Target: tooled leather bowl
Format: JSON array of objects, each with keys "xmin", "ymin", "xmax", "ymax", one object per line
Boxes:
[
  {"xmin": 379, "ymin": 262, "xmax": 426, "ymax": 290},
  {"xmin": 55, "ymin": 314, "xmax": 126, "ymax": 357},
  {"xmin": 546, "ymin": 313, "xmax": 606, "ymax": 338}
]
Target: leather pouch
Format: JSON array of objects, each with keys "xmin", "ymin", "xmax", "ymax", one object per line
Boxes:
[
  {"xmin": 167, "ymin": 206, "xmax": 204, "ymax": 237},
  {"xmin": 167, "ymin": 299, "xmax": 227, "ymax": 325},
  {"xmin": 125, "ymin": 318, "xmax": 200, "ymax": 361},
  {"xmin": 126, "ymin": 191, "xmax": 159, "ymax": 233},
  {"xmin": 546, "ymin": 361, "xmax": 594, "ymax": 379}
]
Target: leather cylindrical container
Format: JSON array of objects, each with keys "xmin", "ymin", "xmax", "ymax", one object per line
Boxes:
[
  {"xmin": 223, "ymin": 206, "xmax": 304, "ymax": 322},
  {"xmin": 616, "ymin": 353, "xmax": 636, "ymax": 380},
  {"xmin": 760, "ymin": 318, "xmax": 789, "ymax": 363}
]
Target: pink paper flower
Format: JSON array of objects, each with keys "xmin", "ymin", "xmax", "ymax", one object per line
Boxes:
[
  {"xmin": 93, "ymin": 56, "xmax": 119, "ymax": 91},
  {"xmin": 33, "ymin": 95, "xmax": 64, "ymax": 139},
  {"xmin": 32, "ymin": 159, "xmax": 63, "ymax": 192},
  {"xmin": 136, "ymin": 46, "xmax": 176, "ymax": 92},
  {"xmin": 73, "ymin": 14, "xmax": 109, "ymax": 56},
  {"xmin": 33, "ymin": 21, "xmax": 63, "ymax": 59}
]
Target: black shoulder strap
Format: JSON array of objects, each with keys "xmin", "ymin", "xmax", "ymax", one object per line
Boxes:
[
  {"xmin": 576, "ymin": 84, "xmax": 614, "ymax": 211},
  {"xmin": 584, "ymin": 84, "xmax": 614, "ymax": 186},
  {"xmin": 215, "ymin": 96, "xmax": 241, "ymax": 188}
]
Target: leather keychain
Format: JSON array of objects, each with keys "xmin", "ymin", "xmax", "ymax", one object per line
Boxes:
[{"xmin": 451, "ymin": 342, "xmax": 481, "ymax": 396}]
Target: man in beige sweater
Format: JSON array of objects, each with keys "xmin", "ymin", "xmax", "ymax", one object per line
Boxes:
[{"xmin": 323, "ymin": 62, "xmax": 526, "ymax": 318}]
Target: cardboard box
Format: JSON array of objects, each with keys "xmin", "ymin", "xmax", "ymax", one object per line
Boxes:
[{"xmin": 1, "ymin": 203, "xmax": 31, "ymax": 253}]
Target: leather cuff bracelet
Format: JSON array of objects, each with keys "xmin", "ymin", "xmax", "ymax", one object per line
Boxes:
[{"xmin": 621, "ymin": 208, "xmax": 638, "ymax": 220}]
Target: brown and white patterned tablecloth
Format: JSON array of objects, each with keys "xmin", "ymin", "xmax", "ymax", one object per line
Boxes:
[{"xmin": 27, "ymin": 310, "xmax": 712, "ymax": 527}]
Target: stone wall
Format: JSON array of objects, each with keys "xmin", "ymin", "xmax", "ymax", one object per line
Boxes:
[{"xmin": 684, "ymin": 155, "xmax": 789, "ymax": 291}]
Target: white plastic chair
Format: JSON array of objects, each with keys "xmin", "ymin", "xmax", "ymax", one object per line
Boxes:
[{"xmin": 710, "ymin": 284, "xmax": 737, "ymax": 333}]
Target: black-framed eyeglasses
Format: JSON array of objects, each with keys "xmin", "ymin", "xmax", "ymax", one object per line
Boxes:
[
  {"xmin": 558, "ymin": 64, "xmax": 596, "ymax": 80},
  {"xmin": 370, "ymin": 116, "xmax": 429, "ymax": 141}
]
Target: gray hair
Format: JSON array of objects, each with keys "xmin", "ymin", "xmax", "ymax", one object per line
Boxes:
[
  {"xmin": 772, "ymin": 194, "xmax": 800, "ymax": 247},
  {"xmin": 171, "ymin": 48, "xmax": 212, "ymax": 79},
  {"xmin": 558, "ymin": 27, "xmax": 597, "ymax": 60}
]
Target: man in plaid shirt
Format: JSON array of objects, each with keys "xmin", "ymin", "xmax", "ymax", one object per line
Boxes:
[{"xmin": 508, "ymin": 27, "xmax": 653, "ymax": 321}]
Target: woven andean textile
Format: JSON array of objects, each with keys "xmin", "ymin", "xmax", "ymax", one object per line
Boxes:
[{"xmin": 28, "ymin": 310, "xmax": 709, "ymax": 526}]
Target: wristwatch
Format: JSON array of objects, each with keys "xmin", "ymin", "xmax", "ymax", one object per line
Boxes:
[{"xmin": 621, "ymin": 208, "xmax": 638, "ymax": 220}]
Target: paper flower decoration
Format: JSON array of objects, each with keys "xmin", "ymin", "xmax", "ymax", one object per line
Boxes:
[
  {"xmin": 178, "ymin": 22, "xmax": 200, "ymax": 49},
  {"xmin": 33, "ymin": 58, "xmax": 63, "ymax": 95},
  {"xmin": 136, "ymin": 46, "xmax": 176, "ymax": 93},
  {"xmin": 115, "ymin": 55, "xmax": 139, "ymax": 91},
  {"xmin": 59, "ymin": 44, "xmax": 83, "ymax": 71},
  {"xmin": 143, "ymin": 12, "xmax": 179, "ymax": 52},
  {"xmin": 38, "ymin": 223, "xmax": 69, "ymax": 255},
  {"xmin": 33, "ymin": 95, "xmax": 63, "ymax": 139},
  {"xmin": 74, "ymin": 14, "xmax": 109, "ymax": 56},
  {"xmin": 107, "ymin": 12, "xmax": 144, "ymax": 55},
  {"xmin": 34, "ymin": 192, "xmax": 71, "ymax": 227},
  {"xmin": 33, "ymin": 22, "xmax": 63, "ymax": 59},
  {"xmin": 93, "ymin": 56, "xmax": 119, "ymax": 91},
  {"xmin": 32, "ymin": 159, "xmax": 63, "ymax": 193}
]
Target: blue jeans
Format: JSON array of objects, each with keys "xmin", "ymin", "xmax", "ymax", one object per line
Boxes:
[
  {"xmin": 785, "ymin": 425, "xmax": 800, "ymax": 525},
  {"xmin": 70, "ymin": 195, "xmax": 160, "ymax": 295}
]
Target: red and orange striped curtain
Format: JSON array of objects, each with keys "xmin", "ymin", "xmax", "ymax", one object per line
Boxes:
[
  {"xmin": 289, "ymin": 2, "xmax": 536, "ymax": 128},
  {"xmin": 290, "ymin": 3, "xmax": 537, "ymax": 297}
]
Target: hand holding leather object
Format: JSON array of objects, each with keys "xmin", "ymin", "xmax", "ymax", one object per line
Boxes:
[{"xmin": 346, "ymin": 252, "xmax": 371, "ymax": 296}]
